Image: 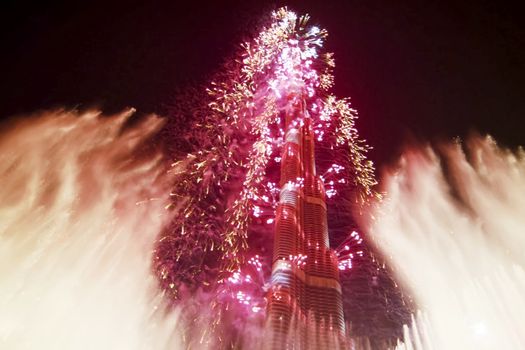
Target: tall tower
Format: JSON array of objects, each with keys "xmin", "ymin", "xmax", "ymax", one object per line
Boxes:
[{"xmin": 267, "ymin": 96, "xmax": 345, "ymax": 349}]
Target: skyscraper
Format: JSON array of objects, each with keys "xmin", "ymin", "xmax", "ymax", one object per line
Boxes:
[{"xmin": 267, "ymin": 96, "xmax": 345, "ymax": 349}]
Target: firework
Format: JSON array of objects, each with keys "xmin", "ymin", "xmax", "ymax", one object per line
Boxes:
[{"xmin": 154, "ymin": 7, "xmax": 382, "ymax": 347}]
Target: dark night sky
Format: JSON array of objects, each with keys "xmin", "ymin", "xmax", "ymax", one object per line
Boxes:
[{"xmin": 1, "ymin": 0, "xmax": 524, "ymax": 168}]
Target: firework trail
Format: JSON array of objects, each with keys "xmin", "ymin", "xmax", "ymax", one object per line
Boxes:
[{"xmin": 152, "ymin": 7, "xmax": 410, "ymax": 348}]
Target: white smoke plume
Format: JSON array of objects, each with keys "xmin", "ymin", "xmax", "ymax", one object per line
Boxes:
[
  {"xmin": 366, "ymin": 136, "xmax": 525, "ymax": 350},
  {"xmin": 0, "ymin": 110, "xmax": 184, "ymax": 349}
]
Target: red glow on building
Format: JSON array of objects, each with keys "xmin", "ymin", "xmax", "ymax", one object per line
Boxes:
[{"xmin": 267, "ymin": 98, "xmax": 345, "ymax": 348}]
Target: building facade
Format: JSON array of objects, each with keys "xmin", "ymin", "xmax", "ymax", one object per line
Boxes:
[{"xmin": 267, "ymin": 98, "xmax": 345, "ymax": 349}]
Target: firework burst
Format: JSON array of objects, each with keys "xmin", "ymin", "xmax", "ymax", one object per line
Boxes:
[{"xmin": 154, "ymin": 7, "xmax": 383, "ymax": 347}]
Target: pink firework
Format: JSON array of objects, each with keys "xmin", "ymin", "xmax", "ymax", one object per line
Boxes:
[{"xmin": 153, "ymin": 7, "xmax": 388, "ymax": 348}]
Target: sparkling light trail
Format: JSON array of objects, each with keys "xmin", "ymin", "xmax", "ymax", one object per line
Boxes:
[{"xmin": 154, "ymin": 7, "xmax": 380, "ymax": 347}]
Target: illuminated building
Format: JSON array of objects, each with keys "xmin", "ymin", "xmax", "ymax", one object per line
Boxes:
[{"xmin": 267, "ymin": 96, "xmax": 345, "ymax": 348}]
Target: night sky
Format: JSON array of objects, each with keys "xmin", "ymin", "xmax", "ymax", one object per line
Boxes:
[{"xmin": 1, "ymin": 0, "xmax": 524, "ymax": 168}]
